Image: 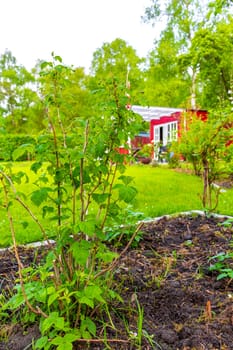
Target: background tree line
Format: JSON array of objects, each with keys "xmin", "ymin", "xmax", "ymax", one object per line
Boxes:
[{"xmin": 0, "ymin": 0, "xmax": 232, "ymax": 135}]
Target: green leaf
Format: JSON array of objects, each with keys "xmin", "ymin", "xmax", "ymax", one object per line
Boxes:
[
  {"xmin": 6, "ymin": 292, "xmax": 25, "ymax": 309},
  {"xmin": 31, "ymin": 187, "xmax": 52, "ymax": 206},
  {"xmin": 79, "ymin": 296, "xmax": 94, "ymax": 308},
  {"xmin": 118, "ymin": 175, "xmax": 134, "ymax": 185},
  {"xmin": 12, "ymin": 143, "xmax": 34, "ymax": 161},
  {"xmin": 31, "ymin": 162, "xmax": 42, "ymax": 174},
  {"xmin": 12, "ymin": 171, "xmax": 28, "ymax": 185},
  {"xmin": 97, "ymin": 250, "xmax": 118, "ymax": 263},
  {"xmin": 54, "ymin": 316, "xmax": 65, "ymax": 330},
  {"xmin": 51, "ymin": 336, "xmax": 63, "ymax": 345},
  {"xmin": 34, "ymin": 288, "xmax": 47, "ymax": 303},
  {"xmin": 92, "ymin": 193, "xmax": 109, "ymax": 204},
  {"xmin": 35, "ymin": 336, "xmax": 49, "ymax": 349},
  {"xmin": 84, "ymin": 285, "xmax": 101, "ymax": 298},
  {"xmin": 70, "ymin": 240, "xmax": 92, "ymax": 266},
  {"xmin": 94, "ymin": 141, "xmax": 106, "ymax": 157},
  {"xmin": 82, "ymin": 317, "xmax": 96, "ymax": 336},
  {"xmin": 82, "ymin": 169, "xmax": 91, "ymax": 184},
  {"xmin": 41, "ymin": 312, "xmax": 64, "ymax": 333},
  {"xmin": 21, "ymin": 221, "xmax": 29, "ymax": 229},
  {"xmin": 115, "ymin": 184, "xmax": 138, "ymax": 203},
  {"xmin": 41, "ymin": 316, "xmax": 55, "ymax": 333},
  {"xmin": 84, "ymin": 285, "xmax": 105, "ymax": 304},
  {"xmin": 54, "ymin": 55, "xmax": 63, "ymax": 63},
  {"xmin": 79, "ymin": 220, "xmax": 96, "ymax": 236},
  {"xmin": 52, "ymin": 333, "xmax": 79, "ymax": 348},
  {"xmin": 55, "ymin": 169, "xmax": 66, "ymax": 183},
  {"xmin": 108, "ymin": 289, "xmax": 124, "ymax": 302},
  {"xmin": 58, "ymin": 344, "xmax": 72, "ymax": 350},
  {"xmin": 217, "ymin": 272, "xmax": 228, "ymax": 280},
  {"xmin": 46, "ymin": 286, "xmax": 56, "ymax": 294},
  {"xmin": 40, "ymin": 61, "xmax": 53, "ymax": 69},
  {"xmin": 48, "ymin": 292, "xmax": 59, "ymax": 307},
  {"xmin": 81, "ymin": 330, "xmax": 91, "ymax": 339},
  {"xmin": 63, "ymin": 333, "xmax": 80, "ymax": 343},
  {"xmin": 42, "ymin": 205, "xmax": 55, "ymax": 218}
]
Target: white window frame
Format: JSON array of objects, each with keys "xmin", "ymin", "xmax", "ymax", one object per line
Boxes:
[
  {"xmin": 167, "ymin": 122, "xmax": 178, "ymax": 142},
  {"xmin": 153, "ymin": 126, "xmax": 160, "ymax": 143}
]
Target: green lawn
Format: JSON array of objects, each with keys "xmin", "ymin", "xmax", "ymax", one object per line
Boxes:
[
  {"xmin": 126, "ymin": 164, "xmax": 233, "ymax": 218},
  {"xmin": 126, "ymin": 164, "xmax": 203, "ymax": 218},
  {"xmin": 0, "ymin": 162, "xmax": 233, "ymax": 247}
]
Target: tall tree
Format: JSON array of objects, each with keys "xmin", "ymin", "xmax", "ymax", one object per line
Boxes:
[
  {"xmin": 0, "ymin": 49, "xmax": 43, "ymax": 134},
  {"xmin": 89, "ymin": 38, "xmax": 145, "ymax": 107},
  {"xmin": 143, "ymin": 29, "xmax": 191, "ymax": 107},
  {"xmin": 186, "ymin": 19, "xmax": 233, "ymax": 108},
  {"xmin": 143, "ymin": 0, "xmax": 233, "ymax": 109}
]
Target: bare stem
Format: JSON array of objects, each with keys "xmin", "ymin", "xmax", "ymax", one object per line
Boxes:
[
  {"xmin": 47, "ymin": 111, "xmax": 62, "ymax": 227},
  {"xmin": 80, "ymin": 120, "xmax": 89, "ymax": 221},
  {"xmin": 100, "ymin": 163, "xmax": 118, "ymax": 230}
]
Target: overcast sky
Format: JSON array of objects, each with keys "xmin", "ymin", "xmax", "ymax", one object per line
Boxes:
[{"xmin": 0, "ymin": 0, "xmax": 163, "ymax": 72}]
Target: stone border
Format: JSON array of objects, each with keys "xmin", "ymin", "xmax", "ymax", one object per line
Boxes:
[
  {"xmin": 0, "ymin": 211, "xmax": 232, "ymax": 253},
  {"xmin": 140, "ymin": 210, "xmax": 233, "ymax": 224}
]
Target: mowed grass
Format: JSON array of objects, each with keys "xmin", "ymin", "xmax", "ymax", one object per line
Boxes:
[
  {"xmin": 126, "ymin": 164, "xmax": 203, "ymax": 217},
  {"xmin": 126, "ymin": 164, "xmax": 233, "ymax": 218},
  {"xmin": 0, "ymin": 162, "xmax": 233, "ymax": 247}
]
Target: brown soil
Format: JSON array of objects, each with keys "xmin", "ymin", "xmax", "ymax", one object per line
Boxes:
[{"xmin": 1, "ymin": 213, "xmax": 233, "ymax": 350}]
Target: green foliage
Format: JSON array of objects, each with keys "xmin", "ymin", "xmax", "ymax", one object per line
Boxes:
[
  {"xmin": 175, "ymin": 107, "xmax": 233, "ymax": 210},
  {"xmin": 137, "ymin": 144, "xmax": 153, "ymax": 158},
  {"xmin": 187, "ymin": 19, "xmax": 233, "ymax": 108},
  {"xmin": 105, "ymin": 206, "xmax": 144, "ymax": 247},
  {"xmin": 143, "ymin": 0, "xmax": 233, "ymax": 109},
  {"xmin": 144, "ymin": 31, "xmax": 191, "ymax": 107},
  {"xmin": 0, "ymin": 134, "xmax": 36, "ymax": 161},
  {"xmin": 0, "ymin": 49, "xmax": 45, "ymax": 134},
  {"xmin": 209, "ymin": 252, "xmax": 233, "ymax": 280},
  {"xmin": 1, "ymin": 163, "xmax": 233, "ymax": 247},
  {"xmin": 0, "ymin": 55, "xmax": 142, "ymax": 348},
  {"xmin": 89, "ymin": 38, "xmax": 145, "ymax": 106}
]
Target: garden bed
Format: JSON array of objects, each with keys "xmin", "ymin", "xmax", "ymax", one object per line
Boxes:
[{"xmin": 0, "ymin": 213, "xmax": 233, "ymax": 349}]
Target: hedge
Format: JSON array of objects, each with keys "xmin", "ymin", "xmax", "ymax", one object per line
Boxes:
[{"xmin": 0, "ymin": 135, "xmax": 36, "ymax": 161}]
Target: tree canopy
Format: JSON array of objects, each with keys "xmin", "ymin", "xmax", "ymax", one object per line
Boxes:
[
  {"xmin": 142, "ymin": 0, "xmax": 233, "ymax": 109},
  {"xmin": 0, "ymin": 1, "xmax": 233, "ymax": 133}
]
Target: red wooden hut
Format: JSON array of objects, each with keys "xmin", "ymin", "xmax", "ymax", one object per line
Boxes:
[{"xmin": 131, "ymin": 105, "xmax": 208, "ymax": 160}]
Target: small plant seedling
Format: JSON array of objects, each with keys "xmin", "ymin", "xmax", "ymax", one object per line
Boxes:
[{"xmin": 209, "ymin": 252, "xmax": 233, "ymax": 280}]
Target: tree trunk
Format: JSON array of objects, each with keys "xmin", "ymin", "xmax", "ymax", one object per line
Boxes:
[{"xmin": 190, "ymin": 67, "xmax": 197, "ymax": 110}]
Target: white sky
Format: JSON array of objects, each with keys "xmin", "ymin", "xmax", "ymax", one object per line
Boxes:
[{"xmin": 0, "ymin": 0, "xmax": 162, "ymax": 73}]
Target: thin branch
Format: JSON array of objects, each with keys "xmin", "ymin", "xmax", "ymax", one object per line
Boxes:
[
  {"xmin": 0, "ymin": 170, "xmax": 52, "ymax": 249},
  {"xmin": 0, "ymin": 175, "xmax": 48, "ymax": 318},
  {"xmin": 80, "ymin": 120, "xmax": 89, "ymax": 221},
  {"xmin": 94, "ymin": 222, "xmax": 144, "ymax": 280},
  {"xmin": 47, "ymin": 110, "xmax": 62, "ymax": 227},
  {"xmin": 100, "ymin": 163, "xmax": 118, "ymax": 230}
]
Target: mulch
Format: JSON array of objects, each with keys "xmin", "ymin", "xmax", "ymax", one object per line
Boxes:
[{"xmin": 1, "ymin": 212, "xmax": 233, "ymax": 350}]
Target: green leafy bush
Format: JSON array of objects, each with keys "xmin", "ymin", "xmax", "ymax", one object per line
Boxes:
[{"xmin": 0, "ymin": 54, "xmax": 143, "ymax": 349}]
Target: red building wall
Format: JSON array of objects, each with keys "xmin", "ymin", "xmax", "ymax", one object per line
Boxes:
[
  {"xmin": 150, "ymin": 116, "xmax": 178, "ymax": 141},
  {"xmin": 149, "ymin": 110, "xmax": 208, "ymax": 143}
]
